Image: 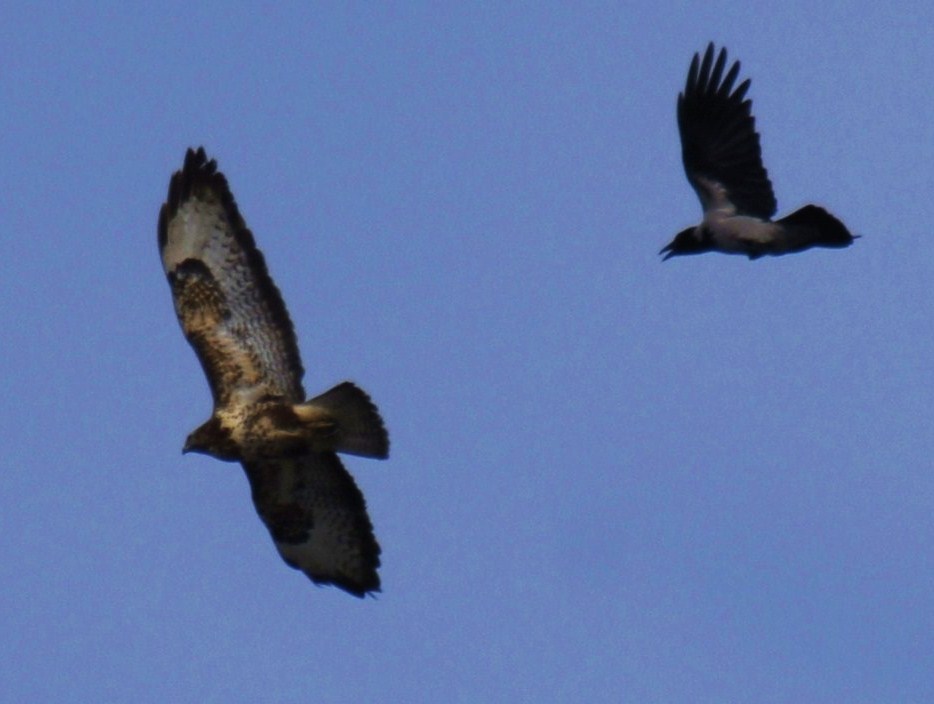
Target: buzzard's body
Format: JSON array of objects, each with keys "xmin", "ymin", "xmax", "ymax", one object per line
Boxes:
[
  {"xmin": 159, "ymin": 148, "xmax": 388, "ymax": 597},
  {"xmin": 661, "ymin": 43, "xmax": 857, "ymax": 260}
]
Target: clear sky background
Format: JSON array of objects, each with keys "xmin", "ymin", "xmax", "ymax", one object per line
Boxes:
[{"xmin": 3, "ymin": 3, "xmax": 934, "ymax": 702}]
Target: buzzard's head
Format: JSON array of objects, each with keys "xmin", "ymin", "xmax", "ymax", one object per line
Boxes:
[{"xmin": 183, "ymin": 418, "xmax": 239, "ymax": 461}]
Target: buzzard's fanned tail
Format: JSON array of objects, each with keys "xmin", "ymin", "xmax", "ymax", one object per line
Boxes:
[{"xmin": 301, "ymin": 382, "xmax": 390, "ymax": 459}]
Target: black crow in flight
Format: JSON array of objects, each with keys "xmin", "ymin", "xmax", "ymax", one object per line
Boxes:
[{"xmin": 661, "ymin": 43, "xmax": 856, "ymax": 261}]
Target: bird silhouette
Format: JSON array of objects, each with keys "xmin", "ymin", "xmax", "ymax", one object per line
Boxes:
[{"xmin": 661, "ymin": 43, "xmax": 857, "ymax": 261}]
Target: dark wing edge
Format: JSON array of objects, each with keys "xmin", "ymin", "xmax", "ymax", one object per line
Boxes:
[
  {"xmin": 244, "ymin": 453, "xmax": 382, "ymax": 598},
  {"xmin": 677, "ymin": 43, "xmax": 777, "ymax": 219},
  {"xmin": 158, "ymin": 147, "xmax": 306, "ymax": 402}
]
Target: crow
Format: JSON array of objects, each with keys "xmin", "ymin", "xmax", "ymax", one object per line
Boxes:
[{"xmin": 661, "ymin": 43, "xmax": 857, "ymax": 261}]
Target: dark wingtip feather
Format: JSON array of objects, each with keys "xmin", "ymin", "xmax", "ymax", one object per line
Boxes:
[
  {"xmin": 281, "ymin": 556, "xmax": 382, "ymax": 598},
  {"xmin": 158, "ymin": 147, "xmax": 218, "ymax": 251},
  {"xmin": 303, "ymin": 562, "xmax": 382, "ymax": 599}
]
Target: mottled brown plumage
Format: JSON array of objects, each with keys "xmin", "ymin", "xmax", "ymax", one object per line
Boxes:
[{"xmin": 159, "ymin": 147, "xmax": 389, "ymax": 597}]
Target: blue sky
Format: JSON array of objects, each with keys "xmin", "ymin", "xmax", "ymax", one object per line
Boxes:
[{"xmin": 3, "ymin": 2, "xmax": 934, "ymax": 701}]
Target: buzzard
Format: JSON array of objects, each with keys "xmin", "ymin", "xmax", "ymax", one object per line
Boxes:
[
  {"xmin": 159, "ymin": 147, "xmax": 389, "ymax": 597},
  {"xmin": 661, "ymin": 43, "xmax": 857, "ymax": 260}
]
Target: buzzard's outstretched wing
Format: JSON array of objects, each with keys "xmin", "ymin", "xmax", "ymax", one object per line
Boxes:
[
  {"xmin": 158, "ymin": 147, "xmax": 305, "ymax": 407},
  {"xmin": 244, "ymin": 453, "xmax": 381, "ymax": 597},
  {"xmin": 678, "ymin": 43, "xmax": 777, "ymax": 219}
]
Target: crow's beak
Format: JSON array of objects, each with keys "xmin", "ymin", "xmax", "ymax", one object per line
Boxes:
[{"xmin": 660, "ymin": 244, "xmax": 675, "ymax": 261}]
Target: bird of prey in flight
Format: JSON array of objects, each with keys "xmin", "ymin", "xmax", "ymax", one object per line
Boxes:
[
  {"xmin": 159, "ymin": 147, "xmax": 389, "ymax": 597},
  {"xmin": 661, "ymin": 43, "xmax": 857, "ymax": 260}
]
